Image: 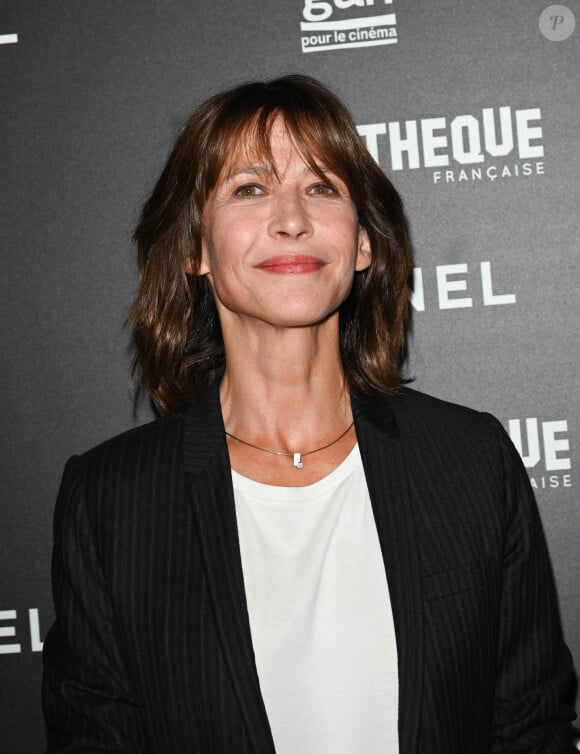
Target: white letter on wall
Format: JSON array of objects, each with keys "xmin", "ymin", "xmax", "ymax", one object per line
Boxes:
[{"xmin": 437, "ymin": 264, "xmax": 473, "ymax": 309}]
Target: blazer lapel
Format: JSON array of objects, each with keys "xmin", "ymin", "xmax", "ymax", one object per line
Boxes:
[
  {"xmin": 182, "ymin": 383, "xmax": 276, "ymax": 754},
  {"xmin": 181, "ymin": 384, "xmax": 423, "ymax": 754},
  {"xmin": 353, "ymin": 391, "xmax": 424, "ymax": 754}
]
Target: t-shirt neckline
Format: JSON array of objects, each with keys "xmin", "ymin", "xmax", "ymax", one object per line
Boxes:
[{"xmin": 231, "ymin": 443, "xmax": 361, "ymax": 502}]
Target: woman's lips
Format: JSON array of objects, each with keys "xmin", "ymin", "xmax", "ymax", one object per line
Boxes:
[{"xmin": 256, "ymin": 255, "xmax": 327, "ymax": 274}]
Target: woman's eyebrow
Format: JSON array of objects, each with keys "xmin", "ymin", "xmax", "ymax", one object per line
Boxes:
[
  {"xmin": 225, "ymin": 164, "xmax": 271, "ymax": 179},
  {"xmin": 224, "ymin": 163, "xmax": 333, "ymax": 181}
]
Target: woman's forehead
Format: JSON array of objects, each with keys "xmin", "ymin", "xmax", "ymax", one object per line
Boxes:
[{"xmin": 219, "ymin": 119, "xmax": 331, "ymax": 180}]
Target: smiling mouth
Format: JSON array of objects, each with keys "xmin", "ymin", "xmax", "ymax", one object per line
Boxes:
[{"xmin": 256, "ymin": 255, "xmax": 327, "ymax": 274}]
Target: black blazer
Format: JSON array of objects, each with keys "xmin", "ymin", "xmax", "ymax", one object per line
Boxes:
[{"xmin": 42, "ymin": 385, "xmax": 575, "ymax": 753}]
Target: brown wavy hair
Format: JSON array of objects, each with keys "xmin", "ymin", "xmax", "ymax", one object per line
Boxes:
[{"xmin": 128, "ymin": 75, "xmax": 412, "ymax": 415}]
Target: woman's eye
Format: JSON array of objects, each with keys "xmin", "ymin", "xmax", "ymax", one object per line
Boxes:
[
  {"xmin": 310, "ymin": 183, "xmax": 337, "ymax": 196},
  {"xmin": 234, "ymin": 184, "xmax": 263, "ymax": 197}
]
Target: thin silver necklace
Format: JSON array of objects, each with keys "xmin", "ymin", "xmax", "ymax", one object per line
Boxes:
[{"xmin": 225, "ymin": 421, "xmax": 354, "ymax": 469}]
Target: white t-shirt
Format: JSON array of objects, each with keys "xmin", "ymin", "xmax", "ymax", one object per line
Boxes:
[{"xmin": 232, "ymin": 443, "xmax": 399, "ymax": 754}]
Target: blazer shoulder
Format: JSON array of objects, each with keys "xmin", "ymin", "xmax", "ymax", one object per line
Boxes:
[
  {"xmin": 69, "ymin": 411, "xmax": 184, "ymax": 490},
  {"xmin": 89, "ymin": 412, "xmax": 181, "ymax": 456},
  {"xmin": 392, "ymin": 387, "xmax": 495, "ymax": 428},
  {"xmin": 387, "ymin": 387, "xmax": 514, "ymax": 460},
  {"xmin": 53, "ymin": 412, "xmax": 188, "ymax": 553},
  {"xmin": 58, "ymin": 385, "xmax": 220, "ymax": 518},
  {"xmin": 386, "ymin": 390, "xmax": 534, "ymax": 530}
]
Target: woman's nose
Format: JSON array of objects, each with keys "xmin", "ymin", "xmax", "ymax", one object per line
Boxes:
[{"xmin": 267, "ymin": 191, "xmax": 314, "ymax": 239}]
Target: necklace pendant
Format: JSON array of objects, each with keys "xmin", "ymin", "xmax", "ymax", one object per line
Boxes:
[{"xmin": 293, "ymin": 453, "xmax": 303, "ymax": 469}]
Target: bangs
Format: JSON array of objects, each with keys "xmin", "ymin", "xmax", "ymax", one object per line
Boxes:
[{"xmin": 203, "ymin": 99, "xmax": 364, "ymax": 199}]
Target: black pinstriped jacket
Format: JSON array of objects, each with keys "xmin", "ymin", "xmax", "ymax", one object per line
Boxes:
[{"xmin": 42, "ymin": 384, "xmax": 576, "ymax": 753}]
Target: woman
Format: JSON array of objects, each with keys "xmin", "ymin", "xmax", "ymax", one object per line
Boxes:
[{"xmin": 42, "ymin": 75, "xmax": 575, "ymax": 753}]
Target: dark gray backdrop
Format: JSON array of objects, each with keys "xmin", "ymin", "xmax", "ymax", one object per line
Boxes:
[{"xmin": 1, "ymin": 1, "xmax": 578, "ymax": 751}]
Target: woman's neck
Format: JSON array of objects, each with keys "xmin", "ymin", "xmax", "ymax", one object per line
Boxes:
[
  {"xmin": 221, "ymin": 320, "xmax": 349, "ymax": 437},
  {"xmin": 219, "ymin": 319, "xmax": 356, "ymax": 485}
]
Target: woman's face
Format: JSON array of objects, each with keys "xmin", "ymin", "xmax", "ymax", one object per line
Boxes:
[{"xmin": 199, "ymin": 117, "xmax": 371, "ymax": 332}]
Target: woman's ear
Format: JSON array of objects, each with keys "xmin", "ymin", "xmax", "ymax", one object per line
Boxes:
[
  {"xmin": 198, "ymin": 237, "xmax": 212, "ymax": 275},
  {"xmin": 355, "ymin": 227, "xmax": 372, "ymax": 271},
  {"xmin": 184, "ymin": 242, "xmax": 210, "ymax": 276}
]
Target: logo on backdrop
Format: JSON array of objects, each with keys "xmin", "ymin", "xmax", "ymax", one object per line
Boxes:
[
  {"xmin": 357, "ymin": 106, "xmax": 545, "ymax": 185},
  {"xmin": 300, "ymin": 0, "xmax": 398, "ymax": 54},
  {"xmin": 411, "ymin": 261, "xmax": 516, "ymax": 312},
  {"xmin": 0, "ymin": 609, "xmax": 45, "ymax": 655},
  {"xmin": 0, "ymin": 33, "xmax": 18, "ymax": 45},
  {"xmin": 507, "ymin": 418, "xmax": 573, "ymax": 490}
]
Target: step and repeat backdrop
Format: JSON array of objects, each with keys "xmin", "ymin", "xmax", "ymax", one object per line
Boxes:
[{"xmin": 1, "ymin": 1, "xmax": 578, "ymax": 750}]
